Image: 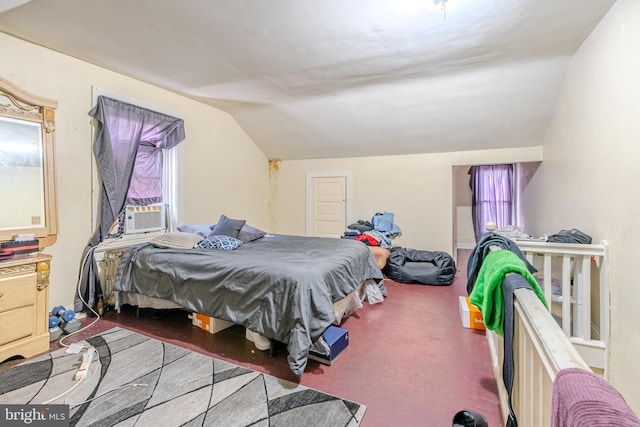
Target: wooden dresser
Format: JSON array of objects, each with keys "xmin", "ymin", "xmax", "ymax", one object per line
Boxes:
[{"xmin": 0, "ymin": 253, "xmax": 51, "ymax": 363}]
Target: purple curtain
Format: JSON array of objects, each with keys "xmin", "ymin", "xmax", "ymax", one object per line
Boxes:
[
  {"xmin": 76, "ymin": 96, "xmax": 185, "ymax": 311},
  {"xmin": 469, "ymin": 164, "xmax": 513, "ymax": 242}
]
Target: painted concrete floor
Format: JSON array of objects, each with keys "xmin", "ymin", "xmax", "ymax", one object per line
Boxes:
[{"xmin": 2, "ymin": 250, "xmax": 502, "ymax": 427}]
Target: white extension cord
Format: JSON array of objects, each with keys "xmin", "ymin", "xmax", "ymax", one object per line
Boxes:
[
  {"xmin": 42, "ymin": 347, "xmax": 95, "ymax": 404},
  {"xmin": 58, "ymin": 248, "xmax": 102, "ymax": 348},
  {"xmin": 73, "ymin": 347, "xmax": 95, "ymax": 381}
]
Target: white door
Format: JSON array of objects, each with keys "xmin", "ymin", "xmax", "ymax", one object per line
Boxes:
[{"xmin": 310, "ymin": 176, "xmax": 346, "ymax": 238}]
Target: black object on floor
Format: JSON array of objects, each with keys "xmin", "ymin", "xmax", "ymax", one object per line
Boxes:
[
  {"xmin": 268, "ymin": 340, "xmax": 288, "ymax": 358},
  {"xmin": 152, "ymin": 310, "xmax": 168, "ymax": 320},
  {"xmin": 452, "ymin": 409, "xmax": 489, "ymax": 427},
  {"xmin": 383, "ymin": 247, "xmax": 457, "ymax": 285}
]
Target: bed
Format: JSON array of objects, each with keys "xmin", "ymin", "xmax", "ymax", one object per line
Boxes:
[{"xmin": 112, "ymin": 233, "xmax": 385, "ymax": 377}]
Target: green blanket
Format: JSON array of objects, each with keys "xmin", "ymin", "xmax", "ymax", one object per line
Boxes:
[{"xmin": 469, "ymin": 250, "xmax": 547, "ymax": 336}]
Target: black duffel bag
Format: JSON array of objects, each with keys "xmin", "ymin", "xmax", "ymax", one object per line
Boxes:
[{"xmin": 383, "ymin": 247, "xmax": 456, "ymax": 285}]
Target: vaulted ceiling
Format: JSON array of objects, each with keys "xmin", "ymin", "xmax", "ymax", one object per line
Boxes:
[{"xmin": 0, "ymin": 0, "xmax": 616, "ymax": 160}]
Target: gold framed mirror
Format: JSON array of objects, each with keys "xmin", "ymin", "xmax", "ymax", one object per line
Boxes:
[{"xmin": 0, "ymin": 77, "xmax": 58, "ymax": 247}]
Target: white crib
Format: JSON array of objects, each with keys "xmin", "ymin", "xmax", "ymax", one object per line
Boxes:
[
  {"xmin": 514, "ymin": 239, "xmax": 609, "ymax": 375},
  {"xmin": 483, "ymin": 239, "xmax": 610, "ymax": 425}
]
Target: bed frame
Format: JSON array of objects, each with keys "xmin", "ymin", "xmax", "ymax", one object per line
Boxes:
[
  {"xmin": 98, "ymin": 242, "xmax": 368, "ymax": 325},
  {"xmin": 96, "ymin": 235, "xmax": 382, "ymax": 378}
]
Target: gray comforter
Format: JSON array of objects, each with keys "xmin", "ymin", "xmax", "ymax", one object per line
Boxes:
[{"xmin": 114, "ymin": 234, "xmax": 384, "ymax": 377}]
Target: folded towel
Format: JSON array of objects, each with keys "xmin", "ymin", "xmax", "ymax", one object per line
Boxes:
[
  {"xmin": 469, "ymin": 249, "xmax": 546, "ymax": 335},
  {"xmin": 552, "ymin": 368, "xmax": 640, "ymax": 427}
]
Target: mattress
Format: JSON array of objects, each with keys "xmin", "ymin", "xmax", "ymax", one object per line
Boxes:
[{"xmin": 114, "ymin": 234, "xmax": 384, "ymax": 377}]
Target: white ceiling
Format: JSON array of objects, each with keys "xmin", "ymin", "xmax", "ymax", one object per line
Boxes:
[{"xmin": 0, "ymin": 0, "xmax": 616, "ymax": 160}]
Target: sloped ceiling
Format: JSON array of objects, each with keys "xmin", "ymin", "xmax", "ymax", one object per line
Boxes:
[{"xmin": 0, "ymin": 0, "xmax": 616, "ymax": 160}]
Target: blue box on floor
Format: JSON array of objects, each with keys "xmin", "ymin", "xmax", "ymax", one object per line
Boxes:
[{"xmin": 308, "ymin": 325, "xmax": 348, "ymax": 365}]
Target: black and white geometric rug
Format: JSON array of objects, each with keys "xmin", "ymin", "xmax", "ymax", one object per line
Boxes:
[{"xmin": 0, "ymin": 327, "xmax": 366, "ymax": 426}]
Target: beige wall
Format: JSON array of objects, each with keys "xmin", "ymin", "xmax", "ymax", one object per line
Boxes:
[
  {"xmin": 524, "ymin": 0, "xmax": 640, "ymax": 414},
  {"xmin": 271, "ymin": 147, "xmax": 542, "ymax": 253},
  {"xmin": 0, "ymin": 33, "xmax": 269, "ymax": 310}
]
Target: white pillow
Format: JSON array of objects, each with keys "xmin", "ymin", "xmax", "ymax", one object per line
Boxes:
[{"xmin": 150, "ymin": 232, "xmax": 203, "ymax": 249}]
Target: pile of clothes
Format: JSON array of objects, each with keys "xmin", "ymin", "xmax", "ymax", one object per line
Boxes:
[{"xmin": 340, "ymin": 212, "xmax": 401, "ymax": 249}]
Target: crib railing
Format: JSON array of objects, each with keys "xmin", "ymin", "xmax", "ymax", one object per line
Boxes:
[
  {"xmin": 481, "ymin": 237, "xmax": 609, "ymax": 425},
  {"xmin": 486, "ymin": 289, "xmax": 592, "ymax": 426},
  {"xmin": 514, "ymin": 240, "xmax": 608, "ymax": 374}
]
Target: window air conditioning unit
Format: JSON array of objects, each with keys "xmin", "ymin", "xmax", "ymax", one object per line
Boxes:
[{"xmin": 124, "ymin": 204, "xmax": 166, "ymax": 234}]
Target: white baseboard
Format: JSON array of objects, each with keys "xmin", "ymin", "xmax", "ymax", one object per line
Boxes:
[{"xmin": 456, "ymin": 242, "xmax": 475, "ymax": 250}]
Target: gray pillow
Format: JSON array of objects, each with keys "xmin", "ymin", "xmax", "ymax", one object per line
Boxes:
[
  {"xmin": 177, "ymin": 224, "xmax": 213, "ymax": 237},
  {"xmin": 209, "ymin": 215, "xmax": 246, "ymax": 238},
  {"xmin": 238, "ymin": 224, "xmax": 267, "ymax": 243}
]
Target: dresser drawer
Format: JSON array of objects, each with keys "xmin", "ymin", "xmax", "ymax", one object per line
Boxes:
[
  {"xmin": 0, "ymin": 273, "xmax": 37, "ymax": 312},
  {"xmin": 0, "ymin": 254, "xmax": 50, "ymax": 362},
  {"xmin": 0, "ymin": 305, "xmax": 35, "ymax": 346}
]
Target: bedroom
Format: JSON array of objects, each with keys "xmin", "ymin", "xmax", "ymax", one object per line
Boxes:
[{"xmin": 0, "ymin": 0, "xmax": 639, "ymax": 425}]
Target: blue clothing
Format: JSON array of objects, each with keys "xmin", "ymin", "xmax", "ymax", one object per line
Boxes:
[{"xmin": 372, "ymin": 212, "xmax": 402, "ymax": 235}]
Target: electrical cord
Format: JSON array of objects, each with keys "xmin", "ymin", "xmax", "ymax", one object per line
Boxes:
[
  {"xmin": 58, "ymin": 248, "xmax": 101, "ymax": 348},
  {"xmin": 67, "ymin": 383, "xmax": 149, "ymax": 406},
  {"xmin": 40, "ymin": 350, "xmax": 94, "ymax": 405},
  {"xmin": 42, "ymin": 376, "xmax": 86, "ymax": 404},
  {"xmin": 41, "ymin": 347, "xmax": 100, "ymax": 405},
  {"xmin": 45, "ymin": 239, "xmax": 148, "ymax": 406}
]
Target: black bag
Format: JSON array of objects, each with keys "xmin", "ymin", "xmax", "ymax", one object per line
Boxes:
[
  {"xmin": 383, "ymin": 247, "xmax": 456, "ymax": 285},
  {"xmin": 452, "ymin": 410, "xmax": 488, "ymax": 427},
  {"xmin": 547, "ymin": 228, "xmax": 592, "ymax": 244}
]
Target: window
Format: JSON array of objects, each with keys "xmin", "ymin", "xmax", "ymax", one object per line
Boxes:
[
  {"xmin": 79, "ymin": 91, "xmax": 185, "ymax": 311},
  {"xmin": 469, "ymin": 164, "xmax": 513, "ymax": 242},
  {"xmin": 90, "ymin": 88, "xmax": 182, "ymax": 235}
]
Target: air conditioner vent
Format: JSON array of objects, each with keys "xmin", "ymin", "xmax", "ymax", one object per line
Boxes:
[{"xmin": 124, "ymin": 204, "xmax": 166, "ymax": 234}]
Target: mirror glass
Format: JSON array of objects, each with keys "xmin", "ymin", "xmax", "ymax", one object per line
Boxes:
[
  {"xmin": 0, "ymin": 77, "xmax": 58, "ymax": 247},
  {"xmin": 0, "ymin": 116, "xmax": 46, "ymax": 230}
]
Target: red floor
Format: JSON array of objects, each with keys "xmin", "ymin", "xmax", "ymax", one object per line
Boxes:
[{"xmin": 2, "ymin": 250, "xmax": 502, "ymax": 427}]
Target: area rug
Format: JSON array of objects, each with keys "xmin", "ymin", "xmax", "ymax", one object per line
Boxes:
[{"xmin": 0, "ymin": 327, "xmax": 366, "ymax": 427}]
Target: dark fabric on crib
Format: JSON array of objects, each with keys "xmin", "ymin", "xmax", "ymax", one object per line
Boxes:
[
  {"xmin": 466, "ymin": 232, "xmax": 536, "ymax": 295},
  {"xmin": 502, "ymin": 273, "xmax": 535, "ymax": 427}
]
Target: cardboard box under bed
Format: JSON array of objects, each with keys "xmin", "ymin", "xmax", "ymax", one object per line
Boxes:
[{"xmin": 191, "ymin": 312, "xmax": 235, "ymax": 334}]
